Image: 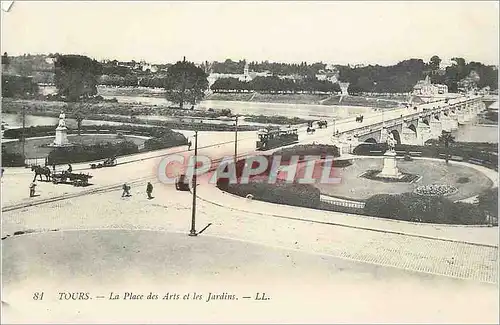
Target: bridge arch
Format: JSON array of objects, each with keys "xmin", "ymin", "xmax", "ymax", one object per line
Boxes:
[
  {"xmin": 390, "ymin": 130, "xmax": 401, "ymax": 144},
  {"xmin": 365, "ymin": 138, "xmax": 377, "ymax": 144},
  {"xmin": 408, "ymin": 124, "xmax": 417, "ymax": 133}
]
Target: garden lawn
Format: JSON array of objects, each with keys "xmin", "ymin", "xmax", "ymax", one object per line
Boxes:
[
  {"xmin": 3, "ymin": 134, "xmax": 148, "ymax": 158},
  {"xmin": 310, "ymin": 158, "xmax": 493, "ymax": 201}
]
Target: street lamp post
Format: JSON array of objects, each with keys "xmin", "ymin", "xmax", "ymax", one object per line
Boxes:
[{"xmin": 189, "ymin": 130, "xmax": 198, "ymax": 237}]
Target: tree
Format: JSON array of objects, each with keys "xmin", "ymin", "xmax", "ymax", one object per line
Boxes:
[
  {"xmin": 71, "ymin": 102, "xmax": 88, "ymax": 136},
  {"xmin": 438, "ymin": 131, "xmax": 455, "ymax": 163},
  {"xmin": 54, "ymin": 55, "xmax": 102, "ymax": 101},
  {"xmin": 429, "ymin": 55, "xmax": 441, "ymax": 70},
  {"xmin": 164, "ymin": 57, "xmax": 208, "ymax": 109}
]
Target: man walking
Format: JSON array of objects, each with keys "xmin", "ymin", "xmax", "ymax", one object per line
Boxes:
[
  {"xmin": 29, "ymin": 181, "xmax": 37, "ymax": 197},
  {"xmin": 188, "ymin": 140, "xmax": 192, "ymax": 151},
  {"xmin": 122, "ymin": 183, "xmax": 131, "ymax": 197},
  {"xmin": 146, "ymin": 182, "xmax": 153, "ymax": 199}
]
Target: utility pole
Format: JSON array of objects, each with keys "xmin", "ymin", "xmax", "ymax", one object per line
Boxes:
[
  {"xmin": 189, "ymin": 130, "xmax": 198, "ymax": 237},
  {"xmin": 234, "ymin": 115, "xmax": 238, "ymax": 162}
]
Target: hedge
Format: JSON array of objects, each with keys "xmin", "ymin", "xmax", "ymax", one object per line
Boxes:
[
  {"xmin": 364, "ymin": 193, "xmax": 487, "ymax": 225},
  {"xmin": 47, "ymin": 141, "xmax": 139, "ymax": 165},
  {"xmin": 224, "ymin": 181, "xmax": 321, "ymax": 209},
  {"xmin": 353, "ymin": 143, "xmax": 498, "ymax": 170},
  {"xmin": 272, "ymin": 144, "xmax": 340, "ymax": 161},
  {"xmin": 3, "ymin": 124, "xmax": 186, "ymax": 140},
  {"xmin": 244, "ymin": 115, "xmax": 309, "ymax": 125}
]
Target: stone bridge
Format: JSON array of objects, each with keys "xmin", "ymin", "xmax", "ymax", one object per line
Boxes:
[{"xmin": 335, "ymin": 95, "xmax": 486, "ymax": 150}]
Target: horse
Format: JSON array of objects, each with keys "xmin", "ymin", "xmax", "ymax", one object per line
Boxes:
[
  {"xmin": 306, "ymin": 127, "xmax": 316, "ymax": 134},
  {"xmin": 31, "ymin": 165, "xmax": 51, "ymax": 182}
]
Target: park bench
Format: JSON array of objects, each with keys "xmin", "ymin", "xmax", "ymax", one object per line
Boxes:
[
  {"xmin": 468, "ymin": 158, "xmax": 485, "ymax": 165},
  {"xmin": 408, "ymin": 151, "xmax": 422, "ymax": 157},
  {"xmin": 369, "ymin": 150, "xmax": 383, "ymax": 155}
]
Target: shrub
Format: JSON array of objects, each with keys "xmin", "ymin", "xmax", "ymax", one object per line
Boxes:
[
  {"xmin": 225, "ymin": 181, "xmax": 321, "ymax": 209},
  {"xmin": 363, "ymin": 194, "xmax": 410, "ymax": 221},
  {"xmin": 364, "ymin": 192, "xmax": 488, "ymax": 225},
  {"xmin": 143, "ymin": 129, "xmax": 188, "ymax": 150},
  {"xmin": 1, "ymin": 144, "xmax": 25, "ymax": 167},
  {"xmin": 47, "ymin": 141, "xmax": 139, "ymax": 165},
  {"xmin": 477, "ymin": 188, "xmax": 498, "ymax": 221}
]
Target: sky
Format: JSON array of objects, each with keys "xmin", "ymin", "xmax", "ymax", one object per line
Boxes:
[{"xmin": 1, "ymin": 1, "xmax": 499, "ymax": 66}]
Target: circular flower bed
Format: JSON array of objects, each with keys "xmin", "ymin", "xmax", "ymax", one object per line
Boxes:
[{"xmin": 414, "ymin": 184, "xmax": 458, "ymax": 197}]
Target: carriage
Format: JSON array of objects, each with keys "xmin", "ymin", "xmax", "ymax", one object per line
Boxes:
[
  {"xmin": 317, "ymin": 120, "xmax": 328, "ymax": 128},
  {"xmin": 256, "ymin": 128, "xmax": 299, "ymax": 151},
  {"xmin": 90, "ymin": 157, "xmax": 117, "ymax": 169},
  {"xmin": 52, "ymin": 171, "xmax": 93, "ymax": 186}
]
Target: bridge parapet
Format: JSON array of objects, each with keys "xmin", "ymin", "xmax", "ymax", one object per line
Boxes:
[{"xmin": 341, "ymin": 95, "xmax": 481, "ymax": 142}]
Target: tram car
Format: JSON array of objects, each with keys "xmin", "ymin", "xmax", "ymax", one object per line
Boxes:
[{"xmin": 256, "ymin": 128, "xmax": 299, "ymax": 151}]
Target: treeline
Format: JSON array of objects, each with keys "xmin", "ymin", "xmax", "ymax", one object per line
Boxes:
[
  {"xmin": 211, "ymin": 76, "xmax": 341, "ymax": 93},
  {"xmin": 99, "ymin": 75, "xmax": 169, "ymax": 88},
  {"xmin": 209, "ymin": 59, "xmax": 328, "ymax": 76},
  {"xmin": 339, "ymin": 57, "xmax": 498, "ymax": 94}
]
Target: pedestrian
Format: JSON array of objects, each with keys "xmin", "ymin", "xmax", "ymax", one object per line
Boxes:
[
  {"xmin": 146, "ymin": 182, "xmax": 153, "ymax": 199},
  {"xmin": 188, "ymin": 140, "xmax": 192, "ymax": 151},
  {"xmin": 122, "ymin": 183, "xmax": 131, "ymax": 197},
  {"xmin": 1, "ymin": 168, "xmax": 4, "ymax": 178},
  {"xmin": 67, "ymin": 163, "xmax": 72, "ymax": 173},
  {"xmin": 52, "ymin": 164, "xmax": 56, "ymax": 173},
  {"xmin": 29, "ymin": 181, "xmax": 37, "ymax": 197}
]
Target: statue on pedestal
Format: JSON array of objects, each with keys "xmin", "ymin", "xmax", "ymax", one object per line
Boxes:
[
  {"xmin": 387, "ymin": 132, "xmax": 396, "ymax": 153},
  {"xmin": 57, "ymin": 111, "xmax": 66, "ymax": 128}
]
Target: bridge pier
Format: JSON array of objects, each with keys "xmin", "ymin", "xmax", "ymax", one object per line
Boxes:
[
  {"xmin": 416, "ymin": 124, "xmax": 432, "ymax": 145},
  {"xmin": 441, "ymin": 115, "xmax": 454, "ymax": 132},
  {"xmin": 430, "ymin": 119, "xmax": 442, "ymax": 139},
  {"xmin": 401, "ymin": 128, "xmax": 418, "ymax": 145}
]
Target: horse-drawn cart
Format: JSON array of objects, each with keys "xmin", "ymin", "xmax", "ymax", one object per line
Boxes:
[
  {"xmin": 52, "ymin": 171, "xmax": 93, "ymax": 186},
  {"xmin": 90, "ymin": 157, "xmax": 117, "ymax": 169}
]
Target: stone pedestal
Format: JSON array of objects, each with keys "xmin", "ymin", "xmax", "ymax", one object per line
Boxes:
[
  {"xmin": 52, "ymin": 126, "xmax": 70, "ymax": 147},
  {"xmin": 377, "ymin": 151, "xmax": 403, "ymax": 179}
]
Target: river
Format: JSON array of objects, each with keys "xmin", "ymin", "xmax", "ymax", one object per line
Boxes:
[{"xmin": 39, "ymin": 85, "xmax": 372, "ymax": 119}]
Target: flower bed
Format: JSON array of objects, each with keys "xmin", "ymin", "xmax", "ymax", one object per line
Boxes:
[{"xmin": 414, "ymin": 184, "xmax": 458, "ymax": 197}]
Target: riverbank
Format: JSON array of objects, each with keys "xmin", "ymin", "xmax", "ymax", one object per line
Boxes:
[{"xmin": 204, "ymin": 92, "xmax": 401, "ymax": 108}]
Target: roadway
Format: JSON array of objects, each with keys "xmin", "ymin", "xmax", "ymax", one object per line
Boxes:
[
  {"xmin": 2, "ymin": 95, "xmax": 497, "ymax": 323},
  {"xmin": 0, "ymin": 96, "xmax": 470, "ymax": 208}
]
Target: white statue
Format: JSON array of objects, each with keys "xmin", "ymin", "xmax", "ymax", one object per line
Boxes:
[
  {"xmin": 387, "ymin": 132, "xmax": 396, "ymax": 152},
  {"xmin": 57, "ymin": 111, "xmax": 66, "ymax": 128}
]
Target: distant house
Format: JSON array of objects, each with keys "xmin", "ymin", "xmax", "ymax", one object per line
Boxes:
[
  {"xmin": 413, "ymin": 75, "xmax": 448, "ymax": 95},
  {"xmin": 207, "ymin": 62, "xmax": 271, "ymax": 88}
]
